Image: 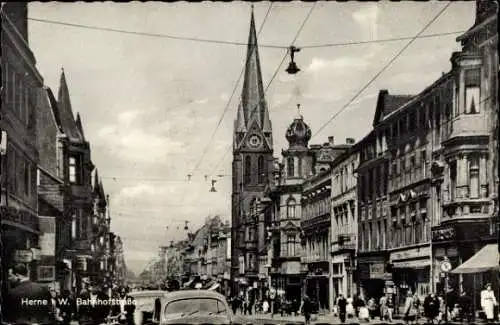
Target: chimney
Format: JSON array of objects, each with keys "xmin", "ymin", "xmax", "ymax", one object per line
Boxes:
[
  {"xmin": 346, "ymin": 138, "xmax": 355, "ymax": 144},
  {"xmin": 328, "ymin": 136, "xmax": 334, "ymax": 145}
]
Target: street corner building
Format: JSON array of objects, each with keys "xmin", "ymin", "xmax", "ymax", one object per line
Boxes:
[
  {"xmin": 1, "ymin": 2, "xmax": 126, "ymax": 297},
  {"xmin": 355, "ymin": 0, "xmax": 499, "ymax": 316}
]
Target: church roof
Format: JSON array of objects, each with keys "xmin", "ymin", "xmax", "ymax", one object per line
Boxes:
[
  {"xmin": 237, "ymin": 8, "xmax": 272, "ymax": 134},
  {"xmin": 57, "ymin": 68, "xmax": 84, "ymax": 142}
]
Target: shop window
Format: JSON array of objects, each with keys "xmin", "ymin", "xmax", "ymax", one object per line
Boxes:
[
  {"xmin": 464, "ymin": 69, "xmax": 480, "ymax": 114},
  {"xmin": 469, "ymin": 156, "xmax": 480, "ymax": 198}
]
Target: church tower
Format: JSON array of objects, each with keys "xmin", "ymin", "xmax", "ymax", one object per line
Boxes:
[{"xmin": 231, "ymin": 8, "xmax": 274, "ymax": 283}]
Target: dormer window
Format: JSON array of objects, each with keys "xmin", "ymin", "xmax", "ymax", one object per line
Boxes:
[{"xmin": 69, "ymin": 154, "xmax": 82, "ymax": 184}]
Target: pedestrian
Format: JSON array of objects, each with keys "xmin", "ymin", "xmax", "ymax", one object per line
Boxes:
[
  {"xmin": 111, "ymin": 286, "xmax": 136, "ymax": 325},
  {"xmin": 458, "ymin": 290, "xmax": 472, "ymax": 323},
  {"xmin": 301, "ymin": 294, "xmax": 313, "ymax": 325},
  {"xmin": 3, "ymin": 264, "xmax": 54, "ymax": 324},
  {"xmin": 367, "ymin": 297, "xmax": 377, "ymax": 319},
  {"xmin": 423, "ymin": 293, "xmax": 439, "ymax": 324},
  {"xmin": 404, "ymin": 291, "xmax": 417, "ymax": 325},
  {"xmin": 58, "ymin": 289, "xmax": 76, "ymax": 325},
  {"xmin": 481, "ymin": 283, "xmax": 498, "ymax": 323},
  {"xmin": 386, "ymin": 294, "xmax": 394, "ymax": 322},
  {"xmin": 262, "ymin": 299, "xmax": 269, "ymax": 313},
  {"xmin": 78, "ymin": 281, "xmax": 111, "ymax": 325},
  {"xmin": 346, "ymin": 296, "xmax": 355, "ymax": 319},
  {"xmin": 379, "ymin": 295, "xmax": 388, "ymax": 321},
  {"xmin": 337, "ymin": 293, "xmax": 347, "ymax": 324}
]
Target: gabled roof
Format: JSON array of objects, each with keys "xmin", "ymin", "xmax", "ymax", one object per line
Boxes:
[
  {"xmin": 75, "ymin": 113, "xmax": 86, "ymax": 141},
  {"xmin": 372, "ymin": 90, "xmax": 413, "ymax": 127},
  {"xmin": 57, "ymin": 68, "xmax": 84, "ymax": 142},
  {"xmin": 43, "ymin": 86, "xmax": 63, "ymax": 132}
]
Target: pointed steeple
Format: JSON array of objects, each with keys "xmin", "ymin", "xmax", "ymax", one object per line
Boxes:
[
  {"xmin": 75, "ymin": 112, "xmax": 86, "ymax": 141},
  {"xmin": 240, "ymin": 7, "xmax": 268, "ymax": 129},
  {"xmin": 93, "ymin": 169, "xmax": 100, "ymax": 195},
  {"xmin": 57, "ymin": 68, "xmax": 83, "ymax": 141}
]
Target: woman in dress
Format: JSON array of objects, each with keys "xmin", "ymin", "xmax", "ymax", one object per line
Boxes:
[
  {"xmin": 404, "ymin": 291, "xmax": 418, "ymax": 325},
  {"xmin": 481, "ymin": 283, "xmax": 498, "ymax": 323}
]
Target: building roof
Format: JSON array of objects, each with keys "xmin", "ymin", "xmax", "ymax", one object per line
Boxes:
[
  {"xmin": 372, "ymin": 90, "xmax": 413, "ymax": 127},
  {"xmin": 57, "ymin": 69, "xmax": 84, "ymax": 142}
]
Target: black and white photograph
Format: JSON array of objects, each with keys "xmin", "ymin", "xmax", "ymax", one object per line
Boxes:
[{"xmin": 0, "ymin": 1, "xmax": 498, "ymax": 324}]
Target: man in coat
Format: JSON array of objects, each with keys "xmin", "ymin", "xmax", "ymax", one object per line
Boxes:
[
  {"xmin": 3, "ymin": 263, "xmax": 55, "ymax": 324},
  {"xmin": 78, "ymin": 281, "xmax": 111, "ymax": 325},
  {"xmin": 111, "ymin": 286, "xmax": 136, "ymax": 325},
  {"xmin": 337, "ymin": 293, "xmax": 347, "ymax": 323}
]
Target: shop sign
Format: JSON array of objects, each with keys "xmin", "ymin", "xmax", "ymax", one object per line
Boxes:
[
  {"xmin": 432, "ymin": 226, "xmax": 455, "ymax": 242},
  {"xmin": 14, "ymin": 250, "xmax": 33, "ymax": 263},
  {"xmin": 38, "ymin": 265, "xmax": 55, "ymax": 281},
  {"xmin": 31, "ymin": 248, "xmax": 42, "ymax": 261},
  {"xmin": 390, "ymin": 246, "xmax": 430, "ymax": 261},
  {"xmin": 369, "ymin": 263, "xmax": 385, "ymax": 279}
]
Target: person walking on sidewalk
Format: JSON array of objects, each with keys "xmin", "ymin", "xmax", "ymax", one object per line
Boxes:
[
  {"xmin": 301, "ymin": 294, "xmax": 313, "ymax": 325},
  {"xmin": 337, "ymin": 293, "xmax": 347, "ymax": 324}
]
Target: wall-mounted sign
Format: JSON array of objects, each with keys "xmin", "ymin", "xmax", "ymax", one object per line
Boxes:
[
  {"xmin": 38, "ymin": 265, "xmax": 55, "ymax": 282},
  {"xmin": 14, "ymin": 250, "xmax": 33, "ymax": 263},
  {"xmin": 31, "ymin": 248, "xmax": 42, "ymax": 261},
  {"xmin": 390, "ymin": 246, "xmax": 431, "ymax": 261}
]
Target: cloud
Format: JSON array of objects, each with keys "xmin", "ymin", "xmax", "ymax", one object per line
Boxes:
[
  {"xmin": 120, "ymin": 183, "xmax": 157, "ymax": 198},
  {"xmin": 352, "ymin": 4, "xmax": 380, "ymax": 40},
  {"xmin": 219, "ymin": 93, "xmax": 229, "ymax": 101},
  {"xmin": 118, "ymin": 110, "xmax": 141, "ymax": 126},
  {"xmin": 195, "ymin": 98, "xmax": 209, "ymax": 104},
  {"xmin": 306, "ymin": 56, "xmax": 370, "ymax": 73}
]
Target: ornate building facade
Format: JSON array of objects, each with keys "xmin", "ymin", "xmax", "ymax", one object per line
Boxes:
[{"xmin": 231, "ymin": 8, "xmax": 274, "ymax": 292}]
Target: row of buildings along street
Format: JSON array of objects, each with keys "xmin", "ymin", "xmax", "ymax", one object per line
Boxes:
[
  {"xmin": 1, "ymin": 2, "xmax": 127, "ymax": 303},
  {"xmin": 158, "ymin": 0, "xmax": 499, "ymax": 318}
]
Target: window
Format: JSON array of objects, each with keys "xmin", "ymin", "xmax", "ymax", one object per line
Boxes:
[
  {"xmin": 361, "ymin": 224, "xmax": 366, "ymax": 251},
  {"xmin": 287, "ymin": 235, "xmax": 295, "ymax": 256},
  {"xmin": 421, "ymin": 150, "xmax": 427, "ymax": 176},
  {"xmin": 464, "ymin": 69, "xmax": 480, "ymax": 114},
  {"xmin": 450, "ymin": 160, "xmax": 457, "ymax": 200},
  {"xmin": 69, "ymin": 155, "xmax": 82, "ymax": 184},
  {"xmin": 258, "ymin": 155, "xmax": 265, "ymax": 184},
  {"xmin": 165, "ymin": 298, "xmax": 228, "ymax": 316},
  {"xmin": 469, "ymin": 156, "xmax": 480, "ymax": 198},
  {"xmin": 287, "ymin": 157, "xmax": 294, "ymax": 177},
  {"xmin": 71, "ymin": 214, "xmax": 77, "ymax": 239},
  {"xmin": 287, "ymin": 198, "xmax": 296, "ymax": 218},
  {"xmin": 340, "ymin": 170, "xmax": 344, "ymax": 192},
  {"xmin": 244, "ymin": 156, "xmax": 251, "ymax": 185},
  {"xmin": 24, "ymin": 161, "xmax": 30, "ymax": 197},
  {"xmin": 368, "ymin": 222, "xmax": 373, "ymax": 250}
]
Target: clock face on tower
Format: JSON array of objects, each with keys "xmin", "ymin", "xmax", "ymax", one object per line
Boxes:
[{"xmin": 247, "ymin": 134, "xmax": 262, "ymax": 148}]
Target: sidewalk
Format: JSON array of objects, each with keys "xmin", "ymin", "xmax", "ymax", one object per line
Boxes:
[{"xmin": 250, "ymin": 313, "xmax": 406, "ymax": 324}]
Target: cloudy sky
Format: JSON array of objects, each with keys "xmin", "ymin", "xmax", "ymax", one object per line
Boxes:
[{"xmin": 28, "ymin": 1, "xmax": 474, "ymax": 274}]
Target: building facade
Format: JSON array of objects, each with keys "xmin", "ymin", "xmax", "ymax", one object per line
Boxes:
[
  {"xmin": 1, "ymin": 2, "xmax": 43, "ymax": 290},
  {"xmin": 330, "ymin": 141, "xmax": 358, "ymax": 307},
  {"xmin": 231, "ymin": 8, "xmax": 274, "ymax": 293},
  {"xmin": 430, "ymin": 0, "xmax": 498, "ymax": 304}
]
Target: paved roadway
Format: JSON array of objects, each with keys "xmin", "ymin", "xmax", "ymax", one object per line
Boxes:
[{"xmin": 234, "ymin": 313, "xmax": 408, "ymax": 325}]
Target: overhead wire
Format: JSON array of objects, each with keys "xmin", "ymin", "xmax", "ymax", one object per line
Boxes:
[
  {"xmin": 28, "ymin": 17, "xmax": 465, "ymax": 49},
  {"xmin": 189, "ymin": 3, "xmax": 274, "ymax": 176},
  {"xmin": 211, "ymin": 2, "xmax": 317, "ymax": 176},
  {"xmin": 312, "ymin": 1, "xmax": 453, "ymax": 139}
]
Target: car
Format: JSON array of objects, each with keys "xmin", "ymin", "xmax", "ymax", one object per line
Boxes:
[
  {"xmin": 128, "ymin": 290, "xmax": 168, "ymax": 325},
  {"xmin": 140, "ymin": 289, "xmax": 235, "ymax": 325}
]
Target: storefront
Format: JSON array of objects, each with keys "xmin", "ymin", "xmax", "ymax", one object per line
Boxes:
[
  {"xmin": 331, "ymin": 253, "xmax": 355, "ymax": 301},
  {"xmin": 389, "ymin": 244, "xmax": 431, "ymax": 313},
  {"xmin": 305, "ymin": 261, "xmax": 330, "ymax": 311},
  {"xmin": 357, "ymin": 252, "xmax": 391, "ymax": 302}
]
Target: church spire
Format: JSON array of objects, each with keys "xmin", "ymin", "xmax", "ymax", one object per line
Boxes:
[{"xmin": 234, "ymin": 6, "xmax": 273, "ymax": 149}]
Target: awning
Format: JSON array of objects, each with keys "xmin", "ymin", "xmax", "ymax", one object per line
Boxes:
[
  {"xmin": 208, "ymin": 283, "xmax": 220, "ymax": 291},
  {"xmin": 451, "ymin": 244, "xmax": 500, "ymax": 274},
  {"xmin": 392, "ymin": 260, "xmax": 430, "ymax": 269}
]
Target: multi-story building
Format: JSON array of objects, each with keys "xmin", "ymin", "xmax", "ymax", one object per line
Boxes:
[
  {"xmin": 301, "ymin": 137, "xmax": 351, "ymax": 312},
  {"xmin": 1, "ymin": 2, "xmax": 43, "ymax": 288},
  {"xmin": 357, "ymin": 0, "xmax": 498, "ymax": 311},
  {"xmin": 301, "ymin": 169, "xmax": 332, "ymax": 312},
  {"xmin": 36, "ymin": 85, "xmax": 70, "ymax": 291},
  {"xmin": 55, "ymin": 69, "xmax": 96, "ymax": 292},
  {"xmin": 231, "ymin": 8, "xmax": 274, "ymax": 292},
  {"xmin": 330, "ymin": 140, "xmax": 358, "ymax": 306},
  {"xmin": 430, "ymin": 0, "xmax": 498, "ymax": 302}
]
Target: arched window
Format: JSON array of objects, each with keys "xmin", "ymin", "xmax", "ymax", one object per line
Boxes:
[
  {"xmin": 258, "ymin": 156, "xmax": 265, "ymax": 184},
  {"xmin": 244, "ymin": 156, "xmax": 251, "ymax": 184},
  {"xmin": 287, "ymin": 157, "xmax": 294, "ymax": 177},
  {"xmin": 287, "ymin": 198, "xmax": 296, "ymax": 218}
]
